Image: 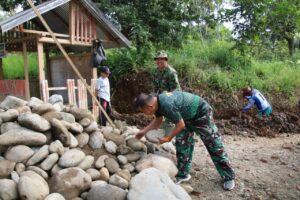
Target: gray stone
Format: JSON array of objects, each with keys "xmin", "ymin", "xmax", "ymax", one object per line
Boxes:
[
  {"xmin": 50, "ymin": 118, "xmax": 71, "ymax": 147},
  {"xmin": 0, "ymin": 178, "xmax": 18, "ymax": 200},
  {"xmin": 69, "ymin": 123, "xmax": 83, "ymax": 135},
  {"xmin": 79, "ymin": 118, "xmax": 91, "ymax": 127},
  {"xmin": 109, "ymin": 174, "xmax": 129, "ymax": 189},
  {"xmin": 5, "ymin": 145, "xmax": 34, "ymax": 163},
  {"xmin": 104, "ymin": 141, "xmax": 117, "ymax": 154},
  {"xmin": 49, "ymin": 167, "xmax": 92, "ymax": 200},
  {"xmin": 70, "ymin": 107, "xmax": 94, "ymax": 121},
  {"xmin": 14, "ymin": 106, "xmax": 31, "ymax": 114},
  {"xmin": 116, "ymin": 169, "xmax": 131, "ymax": 182},
  {"xmin": 53, "ymin": 102, "xmax": 64, "ymax": 112},
  {"xmin": 88, "ymin": 131, "xmax": 104, "ymax": 149},
  {"xmin": 32, "ymin": 103, "xmax": 55, "ymax": 115},
  {"xmin": 116, "ymin": 145, "xmax": 134, "ymax": 155},
  {"xmin": 122, "ymin": 163, "xmax": 135, "ymax": 173},
  {"xmin": 26, "ymin": 145, "xmax": 49, "ymax": 166},
  {"xmin": 0, "ymin": 96, "xmax": 27, "ymax": 110},
  {"xmin": 135, "ymin": 154, "xmax": 178, "ymax": 177},
  {"xmin": 99, "ymin": 167, "xmax": 110, "ymax": 181},
  {"xmin": 76, "ymin": 133, "xmax": 89, "ymax": 148},
  {"xmin": 27, "ymin": 166, "xmax": 49, "ymax": 179},
  {"xmin": 18, "ymin": 113, "xmax": 51, "ymax": 132},
  {"xmin": 49, "ymin": 140, "xmax": 64, "ymax": 156},
  {"xmin": 0, "ymin": 128, "xmax": 47, "ymax": 146},
  {"xmin": 128, "ymin": 168, "xmax": 191, "ymax": 200},
  {"xmin": 40, "ymin": 153, "xmax": 59, "ymax": 171},
  {"xmin": 90, "ymin": 180, "xmax": 107, "ymax": 188},
  {"xmin": 69, "ymin": 133, "xmax": 79, "ymax": 148},
  {"xmin": 145, "ymin": 129, "xmax": 165, "ymax": 143},
  {"xmin": 51, "ymin": 164, "xmax": 63, "ymax": 175},
  {"xmin": 59, "ymin": 149, "xmax": 85, "ymax": 168},
  {"xmin": 101, "ymin": 126, "xmax": 113, "ymax": 135},
  {"xmin": 45, "ymin": 193, "xmax": 66, "ymax": 200},
  {"xmin": 124, "ymin": 153, "xmax": 141, "ymax": 162},
  {"xmin": 117, "ymin": 155, "xmax": 128, "ymax": 165},
  {"xmin": 1, "ymin": 122, "xmax": 21, "ymax": 134},
  {"xmin": 11, "ymin": 171, "xmax": 19, "ymax": 183},
  {"xmin": 18, "ymin": 171, "xmax": 50, "ymax": 200},
  {"xmin": 42, "ymin": 111, "xmax": 62, "ymax": 122},
  {"xmin": 48, "ymin": 94, "xmax": 63, "ymax": 104},
  {"xmin": 105, "ymin": 158, "xmax": 119, "ymax": 174},
  {"xmin": 60, "ymin": 112, "xmax": 76, "ymax": 123},
  {"xmin": 77, "ymin": 156, "xmax": 94, "ymax": 170},
  {"xmin": 127, "ymin": 138, "xmax": 147, "ymax": 152},
  {"xmin": 103, "ymin": 131, "xmax": 125, "ymax": 146},
  {"xmin": 0, "ymin": 109, "xmax": 19, "ymax": 122},
  {"xmin": 85, "ymin": 122, "xmax": 98, "ymax": 133},
  {"xmin": 27, "ymin": 97, "xmax": 43, "ymax": 109},
  {"xmin": 95, "ymin": 155, "xmax": 108, "ymax": 169},
  {"xmin": 15, "ymin": 163, "xmax": 25, "ymax": 175},
  {"xmin": 87, "ymin": 184, "xmax": 126, "ymax": 200},
  {"xmin": 86, "ymin": 168, "xmax": 101, "ymax": 180}
]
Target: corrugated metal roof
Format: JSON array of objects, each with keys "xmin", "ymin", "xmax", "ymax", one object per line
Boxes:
[{"xmin": 0, "ymin": 0, "xmax": 130, "ymax": 49}]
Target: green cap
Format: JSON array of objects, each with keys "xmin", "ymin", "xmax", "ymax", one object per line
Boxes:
[{"xmin": 154, "ymin": 50, "xmax": 168, "ymax": 60}]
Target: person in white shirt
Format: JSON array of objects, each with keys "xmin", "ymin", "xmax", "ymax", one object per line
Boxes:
[{"xmin": 96, "ymin": 66, "xmax": 112, "ymax": 126}]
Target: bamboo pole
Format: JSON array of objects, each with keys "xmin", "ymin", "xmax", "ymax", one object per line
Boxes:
[{"xmin": 26, "ymin": 0, "xmax": 115, "ymax": 127}]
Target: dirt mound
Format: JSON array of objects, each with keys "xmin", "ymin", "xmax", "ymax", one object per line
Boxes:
[{"xmin": 111, "ymin": 71, "xmax": 154, "ymax": 114}]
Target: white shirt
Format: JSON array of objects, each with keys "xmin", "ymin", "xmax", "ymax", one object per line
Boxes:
[{"xmin": 96, "ymin": 77, "xmax": 110, "ymax": 102}]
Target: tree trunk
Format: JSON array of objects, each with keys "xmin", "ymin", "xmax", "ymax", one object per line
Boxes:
[{"xmin": 286, "ymin": 37, "xmax": 294, "ymax": 58}]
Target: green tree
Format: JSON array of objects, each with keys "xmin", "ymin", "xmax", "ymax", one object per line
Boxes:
[{"xmin": 223, "ymin": 0, "xmax": 300, "ymax": 58}]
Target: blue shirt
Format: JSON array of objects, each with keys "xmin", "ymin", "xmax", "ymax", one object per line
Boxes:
[{"xmin": 243, "ymin": 89, "xmax": 271, "ymax": 112}]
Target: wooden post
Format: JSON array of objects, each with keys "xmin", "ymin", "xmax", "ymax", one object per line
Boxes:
[
  {"xmin": 67, "ymin": 79, "xmax": 76, "ymax": 106},
  {"xmin": 69, "ymin": 0, "xmax": 76, "ymax": 44},
  {"xmin": 22, "ymin": 41, "xmax": 30, "ymax": 100},
  {"xmin": 41, "ymin": 80, "xmax": 49, "ymax": 102},
  {"xmin": 77, "ymin": 79, "xmax": 87, "ymax": 109},
  {"xmin": 0, "ymin": 58, "xmax": 3, "ymax": 80},
  {"xmin": 37, "ymin": 41, "xmax": 45, "ymax": 81},
  {"xmin": 45, "ymin": 49, "xmax": 52, "ymax": 86}
]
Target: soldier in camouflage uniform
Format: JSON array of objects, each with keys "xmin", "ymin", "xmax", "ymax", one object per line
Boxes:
[
  {"xmin": 153, "ymin": 50, "xmax": 181, "ymax": 94},
  {"xmin": 134, "ymin": 91, "xmax": 235, "ymax": 190}
]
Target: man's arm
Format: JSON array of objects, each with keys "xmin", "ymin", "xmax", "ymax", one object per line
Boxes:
[
  {"xmin": 159, "ymin": 119, "xmax": 185, "ymax": 144},
  {"xmin": 242, "ymin": 99, "xmax": 255, "ymax": 112},
  {"xmin": 168, "ymin": 71, "xmax": 181, "ymax": 91},
  {"xmin": 135, "ymin": 117, "xmax": 164, "ymax": 139}
]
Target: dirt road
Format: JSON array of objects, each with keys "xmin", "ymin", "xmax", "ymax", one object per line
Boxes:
[{"xmin": 189, "ymin": 134, "xmax": 300, "ymax": 200}]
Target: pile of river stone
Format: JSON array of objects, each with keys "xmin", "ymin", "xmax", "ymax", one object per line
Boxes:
[{"xmin": 0, "ymin": 95, "xmax": 191, "ymax": 200}]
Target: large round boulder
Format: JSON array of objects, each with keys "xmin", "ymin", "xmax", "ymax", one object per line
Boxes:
[{"xmin": 49, "ymin": 167, "xmax": 92, "ymax": 199}]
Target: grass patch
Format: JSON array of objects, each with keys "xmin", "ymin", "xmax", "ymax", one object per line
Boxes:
[{"xmin": 2, "ymin": 53, "xmax": 39, "ymax": 79}]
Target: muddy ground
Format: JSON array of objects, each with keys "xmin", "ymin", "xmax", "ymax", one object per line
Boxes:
[{"xmin": 189, "ymin": 134, "xmax": 300, "ymax": 200}]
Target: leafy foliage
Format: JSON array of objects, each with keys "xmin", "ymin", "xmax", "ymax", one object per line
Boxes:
[{"xmin": 222, "ymin": 0, "xmax": 300, "ymax": 57}]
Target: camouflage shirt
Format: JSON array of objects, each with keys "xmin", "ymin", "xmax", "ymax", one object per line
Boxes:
[
  {"xmin": 153, "ymin": 65, "xmax": 181, "ymax": 94},
  {"xmin": 155, "ymin": 91, "xmax": 210, "ymax": 124}
]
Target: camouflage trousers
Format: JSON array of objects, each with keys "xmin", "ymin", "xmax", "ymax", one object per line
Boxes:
[{"xmin": 175, "ymin": 109, "xmax": 235, "ymax": 181}]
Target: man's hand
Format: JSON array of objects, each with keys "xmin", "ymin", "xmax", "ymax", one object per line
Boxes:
[
  {"xmin": 158, "ymin": 136, "xmax": 172, "ymax": 144},
  {"xmin": 135, "ymin": 131, "xmax": 146, "ymax": 140}
]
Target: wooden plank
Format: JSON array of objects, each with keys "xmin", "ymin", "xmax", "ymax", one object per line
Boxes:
[
  {"xmin": 39, "ymin": 37, "xmax": 92, "ymax": 46},
  {"xmin": 69, "ymin": 0, "xmax": 76, "ymax": 44},
  {"xmin": 77, "ymin": 79, "xmax": 88, "ymax": 109},
  {"xmin": 91, "ymin": 78, "xmax": 99, "ymax": 118},
  {"xmin": 67, "ymin": 79, "xmax": 77, "ymax": 106},
  {"xmin": 81, "ymin": 6, "xmax": 84, "ymax": 43},
  {"xmin": 41, "ymin": 80, "xmax": 49, "ymax": 102},
  {"xmin": 76, "ymin": 3, "xmax": 79, "ymax": 42},
  {"xmin": 22, "ymin": 41, "xmax": 30, "ymax": 100},
  {"xmin": 48, "ymin": 87, "xmax": 67, "ymax": 91},
  {"xmin": 37, "ymin": 41, "xmax": 45, "ymax": 81},
  {"xmin": 89, "ymin": 15, "xmax": 92, "ymax": 42},
  {"xmin": 14, "ymin": 28, "xmax": 70, "ymax": 38},
  {"xmin": 84, "ymin": 11, "xmax": 88, "ymax": 43}
]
